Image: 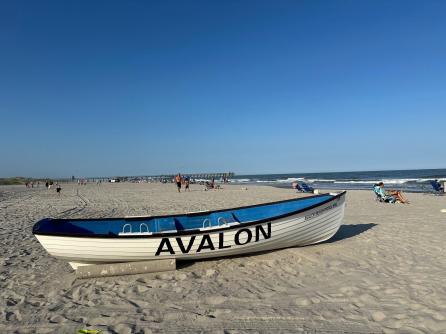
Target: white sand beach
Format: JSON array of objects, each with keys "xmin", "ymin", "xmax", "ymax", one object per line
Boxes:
[{"xmin": 1, "ymin": 182, "xmax": 445, "ymax": 333}]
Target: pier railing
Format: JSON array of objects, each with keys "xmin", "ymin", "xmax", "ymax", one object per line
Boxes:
[{"xmin": 69, "ymin": 172, "xmax": 235, "ymax": 183}]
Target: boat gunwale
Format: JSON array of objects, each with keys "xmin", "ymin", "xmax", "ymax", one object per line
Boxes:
[{"xmin": 33, "ymin": 191, "xmax": 346, "ymax": 239}]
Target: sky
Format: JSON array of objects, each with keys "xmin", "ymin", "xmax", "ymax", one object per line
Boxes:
[{"xmin": 1, "ymin": 0, "xmax": 445, "ymax": 178}]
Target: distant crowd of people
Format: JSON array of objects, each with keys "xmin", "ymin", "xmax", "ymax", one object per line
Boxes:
[
  {"xmin": 45, "ymin": 181, "xmax": 62, "ymax": 195},
  {"xmin": 173, "ymin": 173, "xmax": 228, "ymax": 192},
  {"xmin": 25, "ymin": 180, "xmax": 62, "ymax": 195},
  {"xmin": 77, "ymin": 179, "xmax": 88, "ymax": 185},
  {"xmin": 25, "ymin": 181, "xmax": 39, "ymax": 188}
]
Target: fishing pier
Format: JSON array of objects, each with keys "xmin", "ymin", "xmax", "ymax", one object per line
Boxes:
[{"xmin": 73, "ymin": 172, "xmax": 235, "ymax": 183}]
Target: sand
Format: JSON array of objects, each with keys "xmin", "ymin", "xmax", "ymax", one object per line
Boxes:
[{"xmin": 1, "ymin": 182, "xmax": 445, "ymax": 333}]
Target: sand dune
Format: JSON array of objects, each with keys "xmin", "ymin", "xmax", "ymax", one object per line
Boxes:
[{"xmin": 1, "ymin": 183, "xmax": 445, "ymax": 333}]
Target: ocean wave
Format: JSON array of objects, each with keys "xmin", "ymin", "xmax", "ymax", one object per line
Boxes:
[
  {"xmin": 229, "ymin": 178, "xmax": 251, "ymax": 183},
  {"xmin": 332, "ymin": 178, "xmax": 432, "ymax": 185},
  {"xmin": 333, "ymin": 180, "xmax": 382, "ymax": 184},
  {"xmin": 194, "ymin": 178, "xmax": 212, "ymax": 183},
  {"xmin": 415, "ymin": 178, "xmax": 446, "ymax": 183},
  {"xmin": 380, "ymin": 178, "xmax": 440, "ymax": 184},
  {"xmin": 306, "ymin": 179, "xmax": 337, "ymax": 183},
  {"xmin": 275, "ymin": 177, "xmax": 305, "ymax": 183},
  {"xmin": 230, "ymin": 176, "xmax": 445, "ymax": 185}
]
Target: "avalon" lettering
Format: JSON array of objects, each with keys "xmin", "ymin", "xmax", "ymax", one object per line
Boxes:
[{"xmin": 155, "ymin": 222, "xmax": 271, "ymax": 256}]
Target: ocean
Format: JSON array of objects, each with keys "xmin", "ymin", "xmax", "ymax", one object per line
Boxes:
[{"xmin": 229, "ymin": 169, "xmax": 446, "ymax": 193}]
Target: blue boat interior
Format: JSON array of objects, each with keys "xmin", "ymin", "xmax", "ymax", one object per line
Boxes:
[{"xmin": 33, "ymin": 194, "xmax": 334, "ymax": 236}]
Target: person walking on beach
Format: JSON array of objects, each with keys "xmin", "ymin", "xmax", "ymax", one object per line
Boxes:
[
  {"xmin": 184, "ymin": 176, "xmax": 190, "ymax": 191},
  {"xmin": 175, "ymin": 174, "xmax": 182, "ymax": 192},
  {"xmin": 56, "ymin": 183, "xmax": 62, "ymax": 195}
]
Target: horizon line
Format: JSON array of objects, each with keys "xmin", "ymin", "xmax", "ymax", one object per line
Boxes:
[{"xmin": 1, "ymin": 167, "xmax": 446, "ymax": 180}]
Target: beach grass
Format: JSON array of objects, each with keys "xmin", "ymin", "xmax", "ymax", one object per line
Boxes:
[{"xmin": 0, "ymin": 177, "xmax": 29, "ymax": 185}]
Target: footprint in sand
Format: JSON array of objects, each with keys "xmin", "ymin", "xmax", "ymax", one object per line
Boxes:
[
  {"xmin": 205, "ymin": 269, "xmax": 217, "ymax": 277},
  {"xmin": 396, "ymin": 327, "xmax": 426, "ymax": 334},
  {"xmin": 175, "ymin": 272, "xmax": 188, "ymax": 281},
  {"xmin": 49, "ymin": 315, "xmax": 67, "ymax": 323},
  {"xmin": 155, "ymin": 273, "xmax": 174, "ymax": 280},
  {"xmin": 295, "ymin": 297, "xmax": 311, "ymax": 306},
  {"xmin": 384, "ymin": 288, "xmax": 400, "ymax": 295},
  {"xmin": 205, "ymin": 295, "xmax": 227, "ymax": 305},
  {"xmin": 310, "ymin": 297, "xmax": 321, "ymax": 304},
  {"xmin": 384, "ymin": 320, "xmax": 403, "ymax": 329},
  {"xmin": 339, "ymin": 286, "xmax": 359, "ymax": 296},
  {"xmin": 371, "ymin": 311, "xmax": 386, "ymax": 322},
  {"xmin": 6, "ymin": 310, "xmax": 22, "ymax": 321},
  {"xmin": 132, "ymin": 285, "xmax": 150, "ymax": 293},
  {"xmin": 109, "ymin": 323, "xmax": 133, "ymax": 334}
]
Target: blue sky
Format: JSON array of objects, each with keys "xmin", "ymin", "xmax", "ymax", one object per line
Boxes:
[{"xmin": 1, "ymin": 0, "xmax": 445, "ymax": 178}]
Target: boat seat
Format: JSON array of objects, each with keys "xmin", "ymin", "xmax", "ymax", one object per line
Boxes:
[
  {"xmin": 158, "ymin": 229, "xmax": 177, "ymax": 234},
  {"xmin": 157, "ymin": 219, "xmax": 178, "ymax": 233},
  {"xmin": 199, "ymin": 225, "xmax": 222, "ymax": 231},
  {"xmin": 118, "ymin": 232, "xmax": 153, "ymax": 236}
]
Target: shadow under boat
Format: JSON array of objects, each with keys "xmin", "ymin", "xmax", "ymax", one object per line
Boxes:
[{"xmin": 322, "ymin": 223, "xmax": 377, "ymax": 244}]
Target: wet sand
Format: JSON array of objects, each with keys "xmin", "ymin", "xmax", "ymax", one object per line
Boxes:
[{"xmin": 1, "ymin": 182, "xmax": 445, "ymax": 333}]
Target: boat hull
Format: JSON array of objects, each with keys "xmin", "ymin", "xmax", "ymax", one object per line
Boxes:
[{"xmin": 34, "ymin": 192, "xmax": 346, "ymax": 269}]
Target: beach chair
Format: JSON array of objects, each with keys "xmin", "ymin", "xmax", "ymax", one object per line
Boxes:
[
  {"xmin": 299, "ymin": 182, "xmax": 314, "ymax": 193},
  {"xmin": 430, "ymin": 181, "xmax": 444, "ymax": 195},
  {"xmin": 292, "ymin": 182, "xmax": 304, "ymax": 192},
  {"xmin": 204, "ymin": 181, "xmax": 215, "ymax": 191},
  {"xmin": 373, "ymin": 185, "xmax": 396, "ymax": 203}
]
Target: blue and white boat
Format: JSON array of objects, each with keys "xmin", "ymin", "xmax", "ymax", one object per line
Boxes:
[{"xmin": 33, "ymin": 191, "xmax": 346, "ymax": 269}]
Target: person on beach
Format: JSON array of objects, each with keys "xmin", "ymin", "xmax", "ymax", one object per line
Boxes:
[
  {"xmin": 175, "ymin": 174, "xmax": 182, "ymax": 192},
  {"xmin": 56, "ymin": 183, "xmax": 62, "ymax": 195},
  {"xmin": 292, "ymin": 181, "xmax": 303, "ymax": 192},
  {"xmin": 184, "ymin": 176, "xmax": 190, "ymax": 191},
  {"xmin": 433, "ymin": 179, "xmax": 444, "ymax": 192},
  {"xmin": 377, "ymin": 182, "xmax": 410, "ymax": 204}
]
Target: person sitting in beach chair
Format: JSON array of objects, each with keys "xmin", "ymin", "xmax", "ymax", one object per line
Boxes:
[
  {"xmin": 204, "ymin": 180, "xmax": 221, "ymax": 190},
  {"xmin": 430, "ymin": 180, "xmax": 444, "ymax": 195},
  {"xmin": 291, "ymin": 182, "xmax": 303, "ymax": 192},
  {"xmin": 374, "ymin": 182, "xmax": 409, "ymax": 204},
  {"xmin": 299, "ymin": 181, "xmax": 314, "ymax": 193},
  {"xmin": 373, "ymin": 184, "xmax": 396, "ymax": 203},
  {"xmin": 204, "ymin": 181, "xmax": 214, "ymax": 191}
]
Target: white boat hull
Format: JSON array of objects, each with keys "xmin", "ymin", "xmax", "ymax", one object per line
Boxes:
[{"xmin": 35, "ymin": 193, "xmax": 346, "ymax": 269}]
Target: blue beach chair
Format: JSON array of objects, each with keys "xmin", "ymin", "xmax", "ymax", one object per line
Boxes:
[
  {"xmin": 292, "ymin": 182, "xmax": 304, "ymax": 192},
  {"xmin": 299, "ymin": 182, "xmax": 314, "ymax": 193},
  {"xmin": 430, "ymin": 180, "xmax": 444, "ymax": 195}
]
